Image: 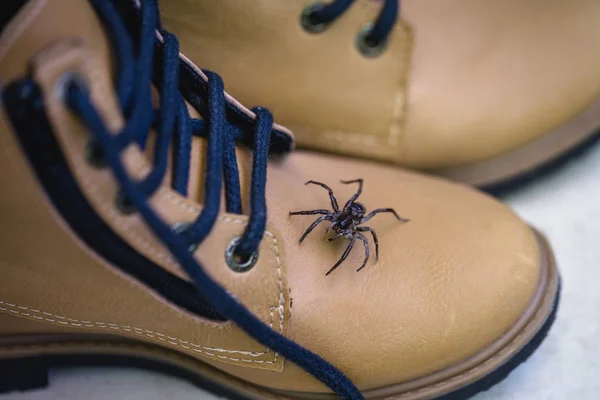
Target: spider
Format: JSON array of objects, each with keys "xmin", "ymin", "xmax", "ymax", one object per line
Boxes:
[{"xmin": 289, "ymin": 179, "xmax": 409, "ymax": 276}]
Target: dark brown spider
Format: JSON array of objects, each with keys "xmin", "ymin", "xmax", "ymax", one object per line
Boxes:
[{"xmin": 289, "ymin": 179, "xmax": 409, "ymax": 276}]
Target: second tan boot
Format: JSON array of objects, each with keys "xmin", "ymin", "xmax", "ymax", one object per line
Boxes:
[{"xmin": 161, "ymin": 0, "xmax": 600, "ymax": 188}]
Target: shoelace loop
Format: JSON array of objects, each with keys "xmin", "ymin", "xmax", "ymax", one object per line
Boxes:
[
  {"xmin": 301, "ymin": 0, "xmax": 400, "ymax": 57},
  {"xmin": 62, "ymin": 0, "xmax": 363, "ymax": 398},
  {"xmin": 67, "ymin": 1, "xmax": 277, "ymax": 263}
]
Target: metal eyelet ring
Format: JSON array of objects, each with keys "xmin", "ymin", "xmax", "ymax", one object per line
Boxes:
[
  {"xmin": 300, "ymin": 1, "xmax": 330, "ymax": 34},
  {"xmin": 58, "ymin": 73, "xmax": 103, "ymax": 168},
  {"xmin": 356, "ymin": 23, "xmax": 388, "ymax": 58},
  {"xmin": 225, "ymin": 237, "xmax": 259, "ymax": 273},
  {"xmin": 115, "ymin": 190, "xmax": 136, "ymax": 215},
  {"xmin": 56, "ymin": 71, "xmax": 88, "ymax": 101},
  {"xmin": 85, "ymin": 139, "xmax": 107, "ymax": 169},
  {"xmin": 172, "ymin": 222, "xmax": 200, "ymax": 253}
]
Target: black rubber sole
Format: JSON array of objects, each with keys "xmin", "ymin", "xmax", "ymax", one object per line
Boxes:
[
  {"xmin": 483, "ymin": 130, "xmax": 600, "ymax": 197},
  {"xmin": 0, "ymin": 283, "xmax": 560, "ymax": 399},
  {"xmin": 0, "ymin": 357, "xmax": 49, "ymax": 394},
  {"xmin": 0, "ymin": 353, "xmax": 248, "ymax": 400}
]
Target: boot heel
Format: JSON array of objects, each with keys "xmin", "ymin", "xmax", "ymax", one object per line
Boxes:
[{"xmin": 0, "ymin": 357, "xmax": 49, "ymax": 393}]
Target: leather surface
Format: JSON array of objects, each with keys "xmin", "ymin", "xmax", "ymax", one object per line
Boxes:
[
  {"xmin": 161, "ymin": 0, "xmax": 600, "ymax": 169},
  {"xmin": 162, "ymin": 0, "xmax": 413, "ymax": 165},
  {"xmin": 0, "ymin": 0, "xmax": 542, "ymax": 394}
]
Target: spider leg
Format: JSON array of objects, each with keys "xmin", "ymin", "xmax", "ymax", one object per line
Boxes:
[
  {"xmin": 361, "ymin": 208, "xmax": 410, "ymax": 224},
  {"xmin": 326, "ymin": 219, "xmax": 338, "ymax": 233},
  {"xmin": 355, "ymin": 232, "xmax": 370, "ymax": 272},
  {"xmin": 289, "ymin": 209, "xmax": 331, "ymax": 216},
  {"xmin": 305, "ymin": 181, "xmax": 340, "ymax": 212},
  {"xmin": 327, "ymin": 231, "xmax": 347, "ymax": 242},
  {"xmin": 299, "ymin": 215, "xmax": 333, "ymax": 243},
  {"xmin": 326, "ymin": 237, "xmax": 356, "ymax": 276},
  {"xmin": 357, "ymin": 226, "xmax": 378, "ymax": 261},
  {"xmin": 340, "ymin": 179, "xmax": 363, "ymax": 209}
]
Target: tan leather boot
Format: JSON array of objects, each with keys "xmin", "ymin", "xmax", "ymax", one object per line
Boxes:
[
  {"xmin": 160, "ymin": 0, "xmax": 600, "ymax": 188},
  {"xmin": 0, "ymin": 1, "xmax": 559, "ymax": 399}
]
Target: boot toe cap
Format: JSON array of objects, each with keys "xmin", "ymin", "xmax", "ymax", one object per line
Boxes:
[{"xmin": 266, "ymin": 152, "xmax": 547, "ymax": 392}]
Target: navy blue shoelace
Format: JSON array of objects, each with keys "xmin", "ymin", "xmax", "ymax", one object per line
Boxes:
[
  {"xmin": 307, "ymin": 0, "xmax": 399, "ymax": 46},
  {"xmin": 65, "ymin": 0, "xmax": 363, "ymax": 398}
]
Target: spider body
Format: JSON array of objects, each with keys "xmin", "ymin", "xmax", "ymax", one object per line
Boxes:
[
  {"xmin": 290, "ymin": 179, "xmax": 409, "ymax": 275},
  {"xmin": 334, "ymin": 202, "xmax": 365, "ymax": 231}
]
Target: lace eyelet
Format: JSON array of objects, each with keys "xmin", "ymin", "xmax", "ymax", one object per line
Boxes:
[
  {"xmin": 225, "ymin": 237, "xmax": 259, "ymax": 273},
  {"xmin": 17, "ymin": 80, "xmax": 40, "ymax": 103},
  {"xmin": 356, "ymin": 23, "xmax": 388, "ymax": 58},
  {"xmin": 301, "ymin": 2, "xmax": 330, "ymax": 34},
  {"xmin": 85, "ymin": 139, "xmax": 107, "ymax": 168},
  {"xmin": 172, "ymin": 222, "xmax": 200, "ymax": 253},
  {"xmin": 56, "ymin": 72, "xmax": 88, "ymax": 101},
  {"xmin": 115, "ymin": 190, "xmax": 136, "ymax": 215}
]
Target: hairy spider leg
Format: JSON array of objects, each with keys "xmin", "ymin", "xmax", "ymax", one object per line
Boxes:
[
  {"xmin": 299, "ymin": 215, "xmax": 334, "ymax": 243},
  {"xmin": 326, "ymin": 237, "xmax": 356, "ymax": 276},
  {"xmin": 289, "ymin": 209, "xmax": 331, "ymax": 216},
  {"xmin": 305, "ymin": 180, "xmax": 340, "ymax": 212},
  {"xmin": 361, "ymin": 208, "xmax": 409, "ymax": 223},
  {"xmin": 326, "ymin": 221, "xmax": 337, "ymax": 233},
  {"xmin": 327, "ymin": 231, "xmax": 346, "ymax": 242},
  {"xmin": 355, "ymin": 233, "xmax": 371, "ymax": 272},
  {"xmin": 340, "ymin": 179, "xmax": 363, "ymax": 209},
  {"xmin": 357, "ymin": 226, "xmax": 378, "ymax": 260}
]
